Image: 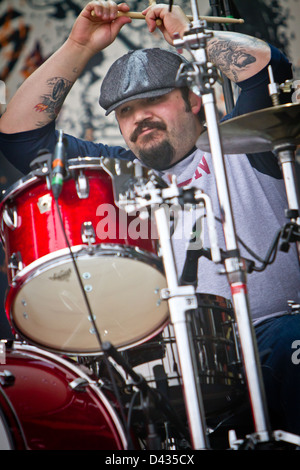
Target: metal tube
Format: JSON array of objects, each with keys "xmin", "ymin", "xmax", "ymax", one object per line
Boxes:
[{"xmin": 154, "ymin": 206, "xmax": 209, "ymax": 449}]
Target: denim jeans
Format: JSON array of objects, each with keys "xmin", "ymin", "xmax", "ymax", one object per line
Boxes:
[
  {"xmin": 207, "ymin": 313, "xmax": 300, "ymax": 448},
  {"xmin": 255, "ymin": 313, "xmax": 300, "ymax": 436}
]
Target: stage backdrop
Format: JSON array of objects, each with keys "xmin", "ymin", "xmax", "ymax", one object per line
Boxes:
[{"xmin": 0, "ymin": 0, "xmax": 299, "ymax": 337}]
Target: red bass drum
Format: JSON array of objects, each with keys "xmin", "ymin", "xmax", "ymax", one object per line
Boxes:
[{"xmin": 0, "ymin": 342, "xmax": 129, "ymax": 450}]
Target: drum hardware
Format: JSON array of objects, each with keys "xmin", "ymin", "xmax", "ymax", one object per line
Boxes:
[
  {"xmin": 2, "ymin": 206, "xmax": 18, "ymax": 230},
  {"xmin": 100, "ymin": 157, "xmax": 150, "ymax": 210},
  {"xmin": 101, "ymin": 341, "xmax": 190, "ymax": 448},
  {"xmin": 7, "ymin": 253, "xmax": 23, "ymax": 282},
  {"xmin": 81, "ymin": 221, "xmax": 96, "ymax": 249},
  {"xmin": 174, "ymin": 0, "xmax": 300, "ymax": 449},
  {"xmin": 268, "ymin": 65, "xmax": 295, "ymax": 107},
  {"xmin": 118, "ymin": 171, "xmax": 223, "ymax": 448},
  {"xmin": 29, "ymin": 149, "xmax": 52, "ymax": 177},
  {"xmin": 76, "ymin": 170, "xmax": 90, "ymax": 199},
  {"xmin": 29, "ymin": 149, "xmax": 53, "ymax": 192},
  {"xmin": 0, "ymin": 370, "xmax": 15, "ymax": 387},
  {"xmin": 170, "ymin": 0, "xmax": 300, "ymax": 449},
  {"xmin": 68, "ymin": 376, "xmax": 90, "ymax": 392},
  {"xmin": 287, "ymin": 300, "xmax": 300, "ymax": 314}
]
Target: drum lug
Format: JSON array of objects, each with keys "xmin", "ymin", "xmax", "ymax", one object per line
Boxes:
[
  {"xmin": 76, "ymin": 171, "xmax": 89, "ymax": 199},
  {"xmin": 81, "ymin": 222, "xmax": 96, "ymax": 249},
  {"xmin": 2, "ymin": 206, "xmax": 18, "ymax": 230},
  {"xmin": 68, "ymin": 377, "xmax": 89, "ymax": 392},
  {"xmin": 8, "ymin": 252, "xmax": 23, "ymax": 279},
  {"xmin": 0, "ymin": 370, "xmax": 15, "ymax": 387}
]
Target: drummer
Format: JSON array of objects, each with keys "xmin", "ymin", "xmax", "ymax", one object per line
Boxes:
[{"xmin": 0, "ymin": 2, "xmax": 299, "ymax": 443}]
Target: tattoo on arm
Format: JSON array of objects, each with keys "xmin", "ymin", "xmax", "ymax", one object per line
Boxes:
[
  {"xmin": 206, "ymin": 38, "xmax": 257, "ymax": 82},
  {"xmin": 33, "ymin": 77, "xmax": 73, "ymax": 125}
]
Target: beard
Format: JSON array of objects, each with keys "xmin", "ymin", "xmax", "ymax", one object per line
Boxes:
[
  {"xmin": 129, "ymin": 119, "xmax": 175, "ymax": 171},
  {"xmin": 137, "ymin": 139, "xmax": 175, "ymax": 171}
]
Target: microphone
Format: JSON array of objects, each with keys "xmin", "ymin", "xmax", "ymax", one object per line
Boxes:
[
  {"xmin": 180, "ymin": 247, "xmax": 212, "ymax": 286},
  {"xmin": 51, "ymin": 129, "xmax": 66, "ymax": 199}
]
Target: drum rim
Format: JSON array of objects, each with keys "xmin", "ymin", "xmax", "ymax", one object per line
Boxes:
[
  {"xmin": 6, "ymin": 341, "xmax": 129, "ymax": 449},
  {"xmin": 10, "ymin": 243, "xmax": 164, "ymax": 284},
  {"xmin": 0, "ymin": 157, "xmax": 106, "ymax": 204},
  {"xmin": 6, "ymin": 245, "xmax": 168, "ymax": 356}
]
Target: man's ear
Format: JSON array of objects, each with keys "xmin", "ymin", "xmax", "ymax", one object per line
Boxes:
[{"xmin": 189, "ymin": 90, "xmax": 202, "ymax": 115}]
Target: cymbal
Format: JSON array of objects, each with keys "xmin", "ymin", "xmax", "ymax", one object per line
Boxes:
[{"xmin": 197, "ymin": 102, "xmax": 300, "ymax": 154}]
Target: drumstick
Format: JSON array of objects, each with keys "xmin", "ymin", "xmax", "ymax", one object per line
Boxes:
[
  {"xmin": 148, "ymin": 0, "xmax": 163, "ymax": 26},
  {"xmin": 90, "ymin": 10, "xmax": 245, "ymax": 24}
]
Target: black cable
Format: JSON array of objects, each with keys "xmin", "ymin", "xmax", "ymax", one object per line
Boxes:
[{"xmin": 187, "ymin": 214, "xmax": 285, "ymax": 274}]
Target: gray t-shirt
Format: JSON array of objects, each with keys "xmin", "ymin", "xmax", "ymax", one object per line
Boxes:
[{"xmin": 158, "ymin": 148, "xmax": 300, "ymax": 322}]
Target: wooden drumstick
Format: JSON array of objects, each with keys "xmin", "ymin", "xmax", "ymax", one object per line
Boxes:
[
  {"xmin": 148, "ymin": 0, "xmax": 163, "ymax": 26},
  {"xmin": 90, "ymin": 9, "xmax": 245, "ymax": 24}
]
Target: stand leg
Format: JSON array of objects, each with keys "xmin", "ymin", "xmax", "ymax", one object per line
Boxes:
[
  {"xmin": 154, "ymin": 206, "xmax": 209, "ymax": 449},
  {"xmin": 274, "ymin": 143, "xmax": 300, "ymax": 219},
  {"xmin": 200, "ymin": 91, "xmax": 271, "ymax": 437}
]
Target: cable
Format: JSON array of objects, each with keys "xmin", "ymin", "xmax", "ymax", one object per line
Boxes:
[{"xmin": 186, "ymin": 214, "xmax": 286, "ymax": 275}]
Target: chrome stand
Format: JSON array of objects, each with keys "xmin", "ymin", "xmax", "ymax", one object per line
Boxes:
[
  {"xmin": 171, "ymin": 0, "xmax": 300, "ymax": 449},
  {"xmin": 117, "ymin": 175, "xmax": 222, "ymax": 449},
  {"xmin": 154, "ymin": 205, "xmax": 208, "ymax": 449},
  {"xmin": 173, "ymin": 0, "xmax": 273, "ymax": 441}
]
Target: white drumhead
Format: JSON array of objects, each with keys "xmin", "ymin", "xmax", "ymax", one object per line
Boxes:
[{"xmin": 10, "ymin": 251, "xmax": 168, "ymax": 355}]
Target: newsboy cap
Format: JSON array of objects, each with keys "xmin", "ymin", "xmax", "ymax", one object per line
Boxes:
[{"xmin": 99, "ymin": 48, "xmax": 188, "ymax": 115}]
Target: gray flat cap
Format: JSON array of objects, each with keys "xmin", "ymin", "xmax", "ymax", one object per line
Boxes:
[{"xmin": 99, "ymin": 48, "xmax": 187, "ymax": 115}]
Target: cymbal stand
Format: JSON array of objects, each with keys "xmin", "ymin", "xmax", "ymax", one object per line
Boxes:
[
  {"xmin": 154, "ymin": 204, "xmax": 208, "ymax": 449},
  {"xmin": 268, "ymin": 66, "xmax": 300, "ymax": 255},
  {"xmin": 119, "ymin": 175, "xmax": 222, "ymax": 449},
  {"xmin": 173, "ymin": 0, "xmax": 272, "ymax": 443}
]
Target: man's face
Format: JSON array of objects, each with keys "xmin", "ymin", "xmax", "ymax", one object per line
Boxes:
[{"xmin": 115, "ymin": 89, "xmax": 202, "ymax": 171}]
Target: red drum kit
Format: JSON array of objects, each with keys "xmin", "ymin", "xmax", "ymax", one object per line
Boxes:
[
  {"xmin": 0, "ymin": 0, "xmax": 300, "ymax": 451},
  {"xmin": 0, "ymin": 153, "xmax": 245, "ymax": 450},
  {"xmin": 1, "ymin": 157, "xmax": 167, "ymax": 355}
]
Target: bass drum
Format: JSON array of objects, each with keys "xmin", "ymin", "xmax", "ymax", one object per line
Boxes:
[{"xmin": 0, "ymin": 342, "xmax": 129, "ymax": 450}]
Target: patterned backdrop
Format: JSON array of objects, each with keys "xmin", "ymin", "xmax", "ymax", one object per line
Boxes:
[{"xmin": 0, "ymin": 0, "xmax": 299, "ymax": 335}]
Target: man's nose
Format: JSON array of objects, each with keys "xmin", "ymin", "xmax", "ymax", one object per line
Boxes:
[{"xmin": 133, "ymin": 105, "xmax": 154, "ymax": 124}]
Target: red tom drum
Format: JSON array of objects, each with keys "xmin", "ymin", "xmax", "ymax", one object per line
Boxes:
[{"xmin": 0, "ymin": 157, "xmax": 168, "ymax": 355}]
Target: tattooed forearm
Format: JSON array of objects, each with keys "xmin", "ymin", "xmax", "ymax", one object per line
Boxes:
[
  {"xmin": 206, "ymin": 36, "xmax": 260, "ymax": 82},
  {"xmin": 33, "ymin": 77, "xmax": 73, "ymax": 125},
  {"xmin": 205, "ymin": 32, "xmax": 271, "ymax": 82}
]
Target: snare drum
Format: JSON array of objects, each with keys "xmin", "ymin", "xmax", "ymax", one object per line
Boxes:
[
  {"xmin": 0, "ymin": 158, "xmax": 168, "ymax": 355},
  {"xmin": 0, "ymin": 342, "xmax": 128, "ymax": 450}
]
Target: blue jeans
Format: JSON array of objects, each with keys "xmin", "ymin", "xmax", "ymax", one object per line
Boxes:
[{"xmin": 255, "ymin": 313, "xmax": 300, "ymax": 436}]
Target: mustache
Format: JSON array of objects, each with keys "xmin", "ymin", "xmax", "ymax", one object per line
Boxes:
[{"xmin": 130, "ymin": 119, "xmax": 167, "ymax": 143}]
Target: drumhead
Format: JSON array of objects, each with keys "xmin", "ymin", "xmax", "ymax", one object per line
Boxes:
[{"xmin": 8, "ymin": 246, "xmax": 168, "ymax": 355}]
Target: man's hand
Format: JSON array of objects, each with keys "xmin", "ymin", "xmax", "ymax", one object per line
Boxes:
[
  {"xmin": 68, "ymin": 1, "xmax": 132, "ymax": 54},
  {"xmin": 142, "ymin": 4, "xmax": 190, "ymax": 45}
]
